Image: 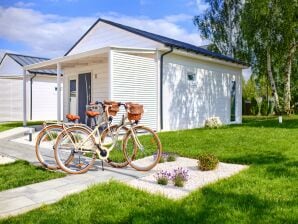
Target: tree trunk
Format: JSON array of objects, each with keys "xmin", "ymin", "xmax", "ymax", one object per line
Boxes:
[
  {"xmin": 267, "ymin": 48, "xmax": 281, "ymax": 113},
  {"xmin": 283, "ymin": 42, "xmax": 296, "ymax": 114}
]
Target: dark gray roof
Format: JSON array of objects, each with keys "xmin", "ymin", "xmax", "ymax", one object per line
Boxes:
[
  {"xmin": 65, "ymin": 18, "xmax": 248, "ymax": 66},
  {"xmin": 1, "ymin": 53, "xmax": 56, "ymax": 75}
]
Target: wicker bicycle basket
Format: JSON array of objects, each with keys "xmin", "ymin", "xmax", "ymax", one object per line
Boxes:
[
  {"xmin": 127, "ymin": 103, "xmax": 144, "ymax": 121},
  {"xmin": 104, "ymin": 100, "xmax": 119, "ymax": 116}
]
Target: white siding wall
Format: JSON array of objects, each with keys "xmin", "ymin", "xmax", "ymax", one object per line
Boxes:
[
  {"xmin": 32, "ymin": 76, "xmax": 60, "ymax": 120},
  {"xmin": 112, "ymin": 51, "xmax": 158, "ymax": 130},
  {"xmin": 163, "ymin": 54, "xmax": 242, "ymax": 131},
  {"xmin": 68, "ymin": 22, "xmax": 162, "ymax": 55},
  {"xmin": 0, "ymin": 56, "xmax": 22, "ymax": 77},
  {"xmin": 0, "ymin": 78, "xmax": 23, "ymax": 121},
  {"xmin": 62, "ymin": 62, "xmax": 109, "ymax": 120}
]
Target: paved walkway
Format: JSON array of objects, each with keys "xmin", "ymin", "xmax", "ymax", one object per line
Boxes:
[{"xmin": 0, "ymin": 129, "xmax": 149, "ymax": 218}]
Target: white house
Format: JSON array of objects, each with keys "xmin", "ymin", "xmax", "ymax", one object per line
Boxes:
[
  {"xmin": 0, "ymin": 53, "xmax": 59, "ymax": 121},
  {"xmin": 24, "ymin": 18, "xmax": 248, "ymax": 131}
]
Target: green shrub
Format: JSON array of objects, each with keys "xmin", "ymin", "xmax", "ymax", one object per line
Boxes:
[
  {"xmin": 157, "ymin": 153, "xmax": 177, "ymax": 163},
  {"xmin": 167, "ymin": 154, "xmax": 176, "ymax": 162},
  {"xmin": 157, "ymin": 177, "xmax": 168, "ymax": 185},
  {"xmin": 44, "ymin": 131, "xmax": 58, "ymax": 141},
  {"xmin": 198, "ymin": 154, "xmax": 219, "ymax": 171},
  {"xmin": 158, "ymin": 156, "xmax": 165, "ymax": 163},
  {"xmin": 173, "ymin": 175, "xmax": 184, "ymax": 187}
]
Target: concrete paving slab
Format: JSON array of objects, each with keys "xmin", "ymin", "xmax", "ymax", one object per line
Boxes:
[
  {"xmin": 0, "ymin": 196, "xmax": 35, "ymax": 215},
  {"xmin": 30, "ymin": 189, "xmax": 64, "ymax": 203},
  {"xmin": 0, "ymin": 127, "xmax": 27, "ymax": 140}
]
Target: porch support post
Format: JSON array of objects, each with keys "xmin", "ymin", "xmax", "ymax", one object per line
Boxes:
[
  {"xmin": 57, "ymin": 63, "xmax": 61, "ymax": 121},
  {"xmin": 23, "ymin": 69, "xmax": 27, "ymax": 126},
  {"xmin": 108, "ymin": 49, "xmax": 113, "ymax": 99}
]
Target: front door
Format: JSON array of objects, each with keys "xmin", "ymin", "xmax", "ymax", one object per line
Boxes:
[
  {"xmin": 78, "ymin": 73, "xmax": 91, "ymax": 123},
  {"xmin": 69, "ymin": 79, "xmax": 77, "ymax": 116}
]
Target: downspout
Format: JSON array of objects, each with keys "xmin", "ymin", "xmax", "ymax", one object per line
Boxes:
[
  {"xmin": 30, "ymin": 74, "xmax": 37, "ymax": 120},
  {"xmin": 160, "ymin": 46, "xmax": 173, "ymax": 130}
]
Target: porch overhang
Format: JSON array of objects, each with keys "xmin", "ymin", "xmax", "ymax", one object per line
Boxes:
[{"xmin": 24, "ymin": 47, "xmax": 111, "ymax": 71}]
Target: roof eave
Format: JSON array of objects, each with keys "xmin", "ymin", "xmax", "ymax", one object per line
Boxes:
[{"xmin": 167, "ymin": 47, "xmax": 249, "ymax": 69}]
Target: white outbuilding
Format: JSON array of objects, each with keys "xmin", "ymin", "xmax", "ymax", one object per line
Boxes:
[
  {"xmin": 24, "ymin": 18, "xmax": 248, "ymax": 131},
  {"xmin": 0, "ymin": 53, "xmax": 59, "ymax": 122}
]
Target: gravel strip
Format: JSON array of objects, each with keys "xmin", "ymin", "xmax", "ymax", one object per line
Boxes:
[
  {"xmin": 0, "ymin": 154, "xmax": 15, "ymax": 165},
  {"xmin": 127, "ymin": 157, "xmax": 248, "ymax": 200}
]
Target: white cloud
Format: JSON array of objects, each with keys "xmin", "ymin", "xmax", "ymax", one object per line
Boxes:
[
  {"xmin": 0, "ymin": 7, "xmax": 95, "ymax": 57},
  {"xmin": 0, "ymin": 7, "xmax": 207, "ymax": 58},
  {"xmin": 99, "ymin": 12, "xmax": 207, "ymax": 47},
  {"xmin": 196, "ymin": 0, "xmax": 209, "ymax": 12},
  {"xmin": 164, "ymin": 14, "xmax": 193, "ymax": 23}
]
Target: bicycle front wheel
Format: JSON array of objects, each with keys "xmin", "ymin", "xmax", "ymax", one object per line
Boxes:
[
  {"xmin": 123, "ymin": 126, "xmax": 162, "ymax": 171},
  {"xmin": 35, "ymin": 124, "xmax": 63, "ymax": 170},
  {"xmin": 54, "ymin": 126, "xmax": 97, "ymax": 174}
]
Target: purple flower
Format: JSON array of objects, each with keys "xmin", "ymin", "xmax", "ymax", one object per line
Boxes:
[
  {"xmin": 154, "ymin": 170, "xmax": 172, "ymax": 180},
  {"xmin": 172, "ymin": 167, "xmax": 189, "ymax": 181}
]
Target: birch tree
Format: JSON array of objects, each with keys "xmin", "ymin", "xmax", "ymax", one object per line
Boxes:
[{"xmin": 241, "ymin": 0, "xmax": 297, "ymax": 114}]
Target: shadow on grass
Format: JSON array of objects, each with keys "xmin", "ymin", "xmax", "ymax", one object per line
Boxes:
[
  {"xmin": 222, "ymin": 152, "xmax": 288, "ymax": 165},
  {"xmin": 117, "ymin": 188, "xmax": 295, "ymax": 223},
  {"xmin": 241, "ymin": 116, "xmax": 298, "ymax": 129},
  {"xmin": 265, "ymin": 165, "xmax": 298, "ymax": 178},
  {"xmin": 284, "ymin": 160, "xmax": 298, "ymax": 167}
]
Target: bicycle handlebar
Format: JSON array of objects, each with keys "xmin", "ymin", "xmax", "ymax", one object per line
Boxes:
[{"xmin": 89, "ymin": 101, "xmax": 130, "ymax": 111}]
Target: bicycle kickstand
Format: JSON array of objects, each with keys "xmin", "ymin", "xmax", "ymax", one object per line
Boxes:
[{"xmin": 101, "ymin": 160, "xmax": 104, "ymax": 171}]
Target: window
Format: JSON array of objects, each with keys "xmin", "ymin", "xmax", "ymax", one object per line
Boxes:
[
  {"xmin": 187, "ymin": 71, "xmax": 197, "ymax": 88},
  {"xmin": 230, "ymin": 80, "xmax": 236, "ymax": 122},
  {"xmin": 187, "ymin": 72, "xmax": 196, "ymax": 81}
]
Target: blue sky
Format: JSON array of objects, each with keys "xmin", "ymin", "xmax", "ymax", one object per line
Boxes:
[{"xmin": 0, "ymin": 0, "xmax": 210, "ymax": 58}]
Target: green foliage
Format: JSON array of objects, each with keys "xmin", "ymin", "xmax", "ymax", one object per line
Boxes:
[
  {"xmin": 241, "ymin": 0, "xmax": 298, "ymax": 113},
  {"xmin": 0, "ymin": 121, "xmax": 42, "ymax": 132},
  {"xmin": 173, "ymin": 175, "xmax": 184, "ymax": 187},
  {"xmin": 167, "ymin": 154, "xmax": 176, "ymax": 162},
  {"xmin": 44, "ymin": 131, "xmax": 58, "ymax": 141},
  {"xmin": 198, "ymin": 154, "xmax": 219, "ymax": 171},
  {"xmin": 0, "ymin": 160, "xmax": 65, "ymax": 192},
  {"xmin": 158, "ymin": 156, "xmax": 165, "ymax": 163},
  {"xmin": 157, "ymin": 177, "xmax": 168, "ymax": 185},
  {"xmin": 243, "ymin": 78, "xmax": 257, "ymax": 101},
  {"xmin": 193, "ymin": 0, "xmax": 250, "ymax": 62},
  {"xmin": 158, "ymin": 153, "xmax": 177, "ymax": 163}
]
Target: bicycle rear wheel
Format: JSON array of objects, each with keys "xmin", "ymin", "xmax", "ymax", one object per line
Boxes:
[
  {"xmin": 35, "ymin": 124, "xmax": 62, "ymax": 170},
  {"xmin": 123, "ymin": 126, "xmax": 162, "ymax": 171},
  {"xmin": 55, "ymin": 126, "xmax": 97, "ymax": 174},
  {"xmin": 101, "ymin": 125, "xmax": 129, "ymax": 168}
]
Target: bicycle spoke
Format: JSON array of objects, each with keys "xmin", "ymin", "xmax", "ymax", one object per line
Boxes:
[{"xmin": 55, "ymin": 127, "xmax": 96, "ymax": 174}]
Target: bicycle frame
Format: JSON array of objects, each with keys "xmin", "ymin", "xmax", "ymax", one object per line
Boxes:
[{"xmin": 59, "ymin": 103, "xmax": 146, "ymax": 161}]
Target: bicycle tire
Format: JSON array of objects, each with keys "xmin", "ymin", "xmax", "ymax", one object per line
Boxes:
[
  {"xmin": 35, "ymin": 124, "xmax": 63, "ymax": 170},
  {"xmin": 54, "ymin": 126, "xmax": 97, "ymax": 174},
  {"xmin": 123, "ymin": 125, "xmax": 162, "ymax": 171}
]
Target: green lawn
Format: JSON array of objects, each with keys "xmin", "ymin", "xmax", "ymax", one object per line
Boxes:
[
  {"xmin": 0, "ymin": 121, "xmax": 42, "ymax": 132},
  {"xmin": 0, "ymin": 160, "xmax": 65, "ymax": 192},
  {"xmin": 0, "ymin": 116, "xmax": 297, "ymax": 223}
]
